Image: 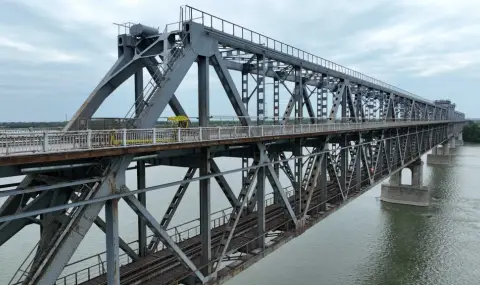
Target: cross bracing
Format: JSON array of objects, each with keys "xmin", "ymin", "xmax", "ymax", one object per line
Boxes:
[{"xmin": 0, "ymin": 5, "xmax": 466, "ymax": 285}]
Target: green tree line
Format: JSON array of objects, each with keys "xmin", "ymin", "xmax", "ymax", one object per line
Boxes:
[{"xmin": 463, "ymin": 122, "xmax": 480, "ymax": 143}]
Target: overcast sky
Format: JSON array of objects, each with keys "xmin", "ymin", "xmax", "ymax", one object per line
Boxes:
[{"xmin": 0, "ymin": 0, "xmax": 478, "ymax": 122}]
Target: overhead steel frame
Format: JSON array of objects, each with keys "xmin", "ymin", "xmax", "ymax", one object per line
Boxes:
[{"xmin": 0, "ymin": 5, "xmax": 466, "ymax": 285}]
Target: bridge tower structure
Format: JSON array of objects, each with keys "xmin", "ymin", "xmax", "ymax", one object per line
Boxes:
[{"xmin": 0, "ymin": 5, "xmax": 467, "ymax": 285}]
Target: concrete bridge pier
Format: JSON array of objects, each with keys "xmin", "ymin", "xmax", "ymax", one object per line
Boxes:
[
  {"xmin": 456, "ymin": 132, "xmax": 464, "ymax": 146},
  {"xmin": 427, "ymin": 138, "xmax": 454, "ymax": 165},
  {"xmin": 380, "ymin": 159, "xmax": 430, "ymax": 206}
]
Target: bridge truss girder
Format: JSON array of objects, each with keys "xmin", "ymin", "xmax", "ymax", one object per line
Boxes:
[{"xmin": 0, "ymin": 7, "xmax": 466, "ymax": 285}]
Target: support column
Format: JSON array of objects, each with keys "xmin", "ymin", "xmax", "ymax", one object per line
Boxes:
[
  {"xmin": 198, "ymin": 55, "xmax": 211, "ymax": 276},
  {"xmin": 411, "ymin": 160, "xmax": 423, "ymax": 186},
  {"xmin": 135, "ymin": 68, "xmax": 147, "ymax": 257},
  {"xmin": 256, "ymin": 161, "xmax": 265, "ymax": 249},
  {"xmin": 380, "ymin": 159, "xmax": 430, "ymax": 206},
  {"xmin": 106, "ymin": 198, "xmax": 120, "ymax": 285},
  {"xmin": 136, "ymin": 162, "xmax": 147, "ymax": 257},
  {"xmin": 293, "ymin": 66, "xmax": 303, "ymax": 216},
  {"xmin": 456, "ymin": 132, "xmax": 464, "ymax": 146},
  {"xmin": 448, "ymin": 136, "xmax": 456, "ymax": 150},
  {"xmin": 355, "ymin": 144, "xmax": 362, "ymax": 193},
  {"xmin": 427, "ymin": 142, "xmax": 453, "ymax": 165},
  {"xmin": 339, "ymin": 135, "xmax": 347, "ymax": 198},
  {"xmin": 317, "ymin": 153, "xmax": 327, "ymax": 212},
  {"xmin": 241, "ymin": 68, "xmax": 249, "ymax": 188},
  {"xmin": 339, "ymin": 85, "xmax": 348, "ymax": 198},
  {"xmin": 257, "ymin": 55, "xmax": 265, "ymax": 123},
  {"xmin": 273, "ymin": 71, "xmax": 281, "ymax": 204}
]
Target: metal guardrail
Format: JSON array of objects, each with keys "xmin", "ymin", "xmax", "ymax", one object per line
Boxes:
[{"xmin": 0, "ymin": 118, "xmax": 454, "ymax": 156}]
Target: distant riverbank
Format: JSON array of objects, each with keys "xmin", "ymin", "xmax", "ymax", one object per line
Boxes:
[{"xmin": 463, "ymin": 122, "xmax": 480, "ymax": 143}]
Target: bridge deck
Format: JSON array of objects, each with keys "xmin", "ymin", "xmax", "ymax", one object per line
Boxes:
[
  {"xmin": 67, "ymin": 173, "xmax": 363, "ymax": 285},
  {"xmin": 78, "ymin": 205, "xmax": 286, "ymax": 285},
  {"xmin": 0, "ymin": 120, "xmax": 446, "ymax": 166}
]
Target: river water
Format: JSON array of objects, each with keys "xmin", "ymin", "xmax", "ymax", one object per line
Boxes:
[{"xmin": 1, "ymin": 145, "xmax": 479, "ymax": 285}]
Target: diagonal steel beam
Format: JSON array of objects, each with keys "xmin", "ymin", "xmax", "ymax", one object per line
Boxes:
[
  {"xmin": 213, "ymin": 168, "xmax": 258, "ymax": 274},
  {"xmin": 326, "ymin": 152, "xmax": 346, "ymax": 201},
  {"xmin": 302, "ymin": 142, "xmax": 327, "ymax": 219},
  {"xmin": 64, "ymin": 37, "xmax": 149, "ymax": 131},
  {"xmin": 360, "ymin": 144, "xmax": 373, "ymax": 184},
  {"xmin": 303, "ymin": 152, "xmax": 325, "ymax": 203},
  {"xmin": 328, "ymin": 82, "xmax": 346, "ymax": 120},
  {"xmin": 120, "ymin": 187, "xmax": 205, "ymax": 283},
  {"xmin": 215, "ymin": 160, "xmax": 259, "ymax": 259},
  {"xmin": 265, "ymin": 162, "xmax": 298, "ymax": 225},
  {"xmin": 247, "ymin": 152, "xmax": 276, "ymax": 212},
  {"xmin": 0, "ymin": 192, "xmax": 51, "ymax": 247},
  {"xmin": 143, "ymin": 61, "xmax": 189, "ymax": 120},
  {"xmin": 302, "ymin": 86, "xmax": 316, "ymax": 123},
  {"xmin": 211, "ymin": 51, "xmax": 298, "ymax": 227},
  {"xmin": 148, "ymin": 167, "xmax": 197, "ymax": 253},
  {"xmin": 24, "ymin": 156, "xmax": 131, "ymax": 285},
  {"xmin": 278, "ymin": 152, "xmax": 296, "ymax": 187},
  {"xmin": 22, "ymin": 37, "xmax": 197, "ymax": 284},
  {"xmin": 135, "ymin": 48, "xmax": 197, "ymax": 128},
  {"xmin": 210, "ymin": 52, "xmax": 252, "ymax": 126},
  {"xmin": 93, "ymin": 216, "xmax": 139, "ymax": 261},
  {"xmin": 210, "ymin": 160, "xmax": 240, "ymax": 209},
  {"xmin": 68, "ymin": 192, "xmax": 139, "ymax": 261}
]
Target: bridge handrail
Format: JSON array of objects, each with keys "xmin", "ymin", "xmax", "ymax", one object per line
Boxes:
[
  {"xmin": 0, "ymin": 118, "xmax": 459, "ymax": 156},
  {"xmin": 182, "ymin": 6, "xmax": 434, "ymax": 105}
]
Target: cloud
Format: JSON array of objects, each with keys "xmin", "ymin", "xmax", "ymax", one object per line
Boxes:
[
  {"xmin": 0, "ymin": 36, "xmax": 87, "ymax": 63},
  {"xmin": 0, "ymin": 0, "xmax": 477, "ymax": 121},
  {"xmin": 335, "ymin": 0, "xmax": 480, "ymax": 78}
]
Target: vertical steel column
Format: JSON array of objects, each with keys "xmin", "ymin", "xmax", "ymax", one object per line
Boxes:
[
  {"xmin": 135, "ymin": 68, "xmax": 147, "ymax": 257},
  {"xmin": 355, "ymin": 142, "xmax": 362, "ymax": 192},
  {"xmin": 356, "ymin": 89, "xmax": 363, "ymax": 122},
  {"xmin": 273, "ymin": 75, "xmax": 280, "ymax": 123},
  {"xmin": 369, "ymin": 97, "xmax": 375, "ymax": 120},
  {"xmin": 241, "ymin": 67, "xmax": 249, "ymax": 186},
  {"xmin": 136, "ymin": 161, "xmax": 147, "ymax": 257},
  {"xmin": 318, "ymin": 152, "xmax": 327, "ymax": 212},
  {"xmin": 340, "ymin": 86, "xmax": 348, "ymax": 197},
  {"xmin": 257, "ymin": 55, "xmax": 265, "ymax": 124},
  {"xmin": 106, "ymin": 198, "xmax": 120, "ymax": 285},
  {"xmin": 379, "ymin": 95, "xmax": 385, "ymax": 120},
  {"xmin": 294, "ymin": 67, "xmax": 303, "ymax": 124},
  {"xmin": 317, "ymin": 78, "xmax": 328, "ymax": 121},
  {"xmin": 294, "ymin": 66, "xmax": 303, "ymax": 215},
  {"xmin": 273, "ymin": 74, "xmax": 280, "ymax": 203},
  {"xmin": 256, "ymin": 158, "xmax": 265, "ymax": 249},
  {"xmin": 198, "ymin": 56, "xmax": 211, "ymax": 275}
]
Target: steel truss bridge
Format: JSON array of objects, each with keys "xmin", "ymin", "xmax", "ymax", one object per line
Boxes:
[{"xmin": 0, "ymin": 5, "xmax": 466, "ymax": 285}]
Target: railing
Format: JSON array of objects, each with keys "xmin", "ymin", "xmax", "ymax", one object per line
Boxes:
[
  {"xmin": 181, "ymin": 5, "xmax": 434, "ymax": 105},
  {"xmin": 53, "ymin": 188, "xmax": 294, "ymax": 285},
  {"xmin": 0, "ymin": 118, "xmax": 455, "ymax": 156},
  {"xmin": 8, "ymin": 242, "xmax": 39, "ymax": 285}
]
